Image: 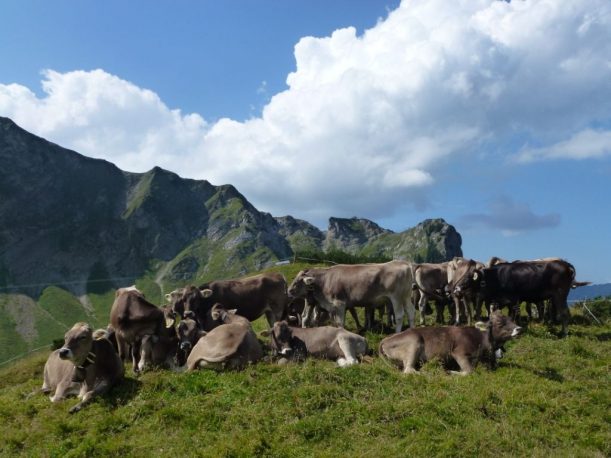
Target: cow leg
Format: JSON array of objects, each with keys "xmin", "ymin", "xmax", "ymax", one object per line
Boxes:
[
  {"xmin": 336, "ymin": 335, "xmax": 359, "ymax": 367},
  {"xmin": 332, "ymin": 303, "xmax": 347, "ymax": 328},
  {"xmin": 473, "ymin": 295, "xmax": 483, "ymax": 321},
  {"xmin": 131, "ymin": 340, "xmax": 141, "ymax": 374},
  {"xmin": 69, "ymin": 380, "xmax": 110, "ymax": 414},
  {"xmin": 418, "ymin": 294, "xmax": 428, "ymax": 326},
  {"xmin": 348, "ymin": 307, "xmax": 362, "ymax": 331},
  {"xmin": 553, "ymin": 296, "xmax": 570, "ymax": 337},
  {"xmin": 452, "ymin": 296, "xmax": 461, "ymax": 325},
  {"xmin": 536, "ymin": 301, "xmax": 545, "ymax": 323},
  {"xmin": 115, "ymin": 333, "xmax": 129, "ymax": 363},
  {"xmin": 464, "ymin": 298, "xmax": 473, "ymax": 326},
  {"xmin": 401, "ymin": 338, "xmax": 422, "ymax": 374},
  {"xmin": 301, "ymin": 300, "xmax": 315, "ymax": 328},
  {"xmin": 450, "ymin": 353, "xmax": 474, "ymax": 376},
  {"xmin": 264, "ymin": 309, "xmax": 276, "ymax": 328}
]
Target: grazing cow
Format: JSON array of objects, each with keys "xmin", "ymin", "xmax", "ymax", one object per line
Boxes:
[
  {"xmin": 452, "ymin": 258, "xmax": 586, "ymax": 336},
  {"xmin": 166, "ymin": 272, "xmax": 289, "ymax": 330},
  {"xmin": 110, "ymin": 286, "xmax": 176, "ymax": 372},
  {"xmin": 263, "ymin": 320, "xmax": 368, "ymax": 367},
  {"xmin": 45, "ymin": 322, "xmax": 123, "ymax": 412},
  {"xmin": 288, "ymin": 261, "xmax": 415, "ymax": 333},
  {"xmin": 186, "ymin": 304, "xmax": 263, "ymax": 371},
  {"xmin": 411, "ymin": 262, "xmax": 452, "ymax": 325},
  {"xmin": 379, "ymin": 311, "xmax": 522, "ymax": 375}
]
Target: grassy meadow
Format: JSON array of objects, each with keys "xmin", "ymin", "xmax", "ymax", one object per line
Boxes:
[{"xmin": 0, "ymin": 306, "xmax": 609, "ymax": 457}]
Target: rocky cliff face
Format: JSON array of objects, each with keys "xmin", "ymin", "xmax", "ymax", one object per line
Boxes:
[{"xmin": 0, "ymin": 116, "xmax": 462, "ymax": 298}]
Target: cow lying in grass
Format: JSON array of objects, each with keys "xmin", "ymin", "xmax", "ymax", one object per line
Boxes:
[
  {"xmin": 262, "ymin": 321, "xmax": 368, "ymax": 367},
  {"xmin": 186, "ymin": 304, "xmax": 263, "ymax": 371},
  {"xmin": 41, "ymin": 322, "xmax": 124, "ymax": 413},
  {"xmin": 379, "ymin": 311, "xmax": 522, "ymax": 375}
]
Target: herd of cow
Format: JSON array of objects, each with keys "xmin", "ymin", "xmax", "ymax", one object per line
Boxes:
[{"xmin": 35, "ymin": 256, "xmax": 588, "ymax": 413}]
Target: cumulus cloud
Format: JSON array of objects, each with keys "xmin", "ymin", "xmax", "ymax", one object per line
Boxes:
[
  {"xmin": 461, "ymin": 196, "xmax": 561, "ymax": 236},
  {"xmin": 1, "ymin": 0, "xmax": 610, "ymax": 225}
]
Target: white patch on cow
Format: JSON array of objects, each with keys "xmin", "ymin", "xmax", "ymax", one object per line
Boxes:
[
  {"xmin": 495, "ymin": 348, "xmax": 504, "ymax": 359},
  {"xmin": 337, "ymin": 357, "xmax": 357, "ymax": 367},
  {"xmin": 280, "ymin": 347, "xmax": 292, "ymax": 356},
  {"xmin": 138, "ymin": 358, "xmax": 146, "ymax": 372},
  {"xmin": 511, "ymin": 327, "xmax": 522, "ymax": 337}
]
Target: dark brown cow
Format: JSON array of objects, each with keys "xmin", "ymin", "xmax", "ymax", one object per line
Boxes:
[
  {"xmin": 288, "ymin": 261, "xmax": 415, "ymax": 333},
  {"xmin": 451, "ymin": 258, "xmax": 587, "ymax": 336},
  {"xmin": 166, "ymin": 272, "xmax": 289, "ymax": 330},
  {"xmin": 186, "ymin": 304, "xmax": 263, "ymax": 371},
  {"xmin": 379, "ymin": 311, "xmax": 522, "ymax": 375},
  {"xmin": 46, "ymin": 322, "xmax": 124, "ymax": 412},
  {"xmin": 263, "ymin": 321, "xmax": 368, "ymax": 366},
  {"xmin": 109, "ymin": 286, "xmax": 175, "ymax": 372}
]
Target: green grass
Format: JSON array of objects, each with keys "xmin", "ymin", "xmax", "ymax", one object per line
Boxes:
[{"xmin": 1, "ymin": 315, "xmax": 609, "ymax": 457}]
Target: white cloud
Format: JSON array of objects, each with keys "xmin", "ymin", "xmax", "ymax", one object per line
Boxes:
[
  {"xmin": 1, "ymin": 0, "xmax": 611, "ymax": 225},
  {"xmin": 516, "ymin": 129, "xmax": 611, "ymax": 162}
]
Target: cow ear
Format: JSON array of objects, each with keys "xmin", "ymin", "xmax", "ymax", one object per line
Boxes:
[
  {"xmin": 303, "ymin": 276, "xmax": 315, "ymax": 286},
  {"xmin": 260, "ymin": 330, "xmax": 271, "ymax": 337},
  {"xmin": 201, "ymin": 289, "xmax": 213, "ymax": 298},
  {"xmin": 474, "ymin": 321, "xmax": 487, "ymax": 332},
  {"xmin": 228, "ymin": 309, "xmax": 237, "ymax": 315},
  {"xmin": 198, "ymin": 330, "xmax": 208, "ymax": 339},
  {"xmin": 165, "ymin": 316, "xmax": 176, "ymax": 328}
]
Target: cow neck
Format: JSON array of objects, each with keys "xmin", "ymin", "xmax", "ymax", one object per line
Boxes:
[{"xmin": 72, "ymin": 345, "xmax": 96, "ymax": 383}]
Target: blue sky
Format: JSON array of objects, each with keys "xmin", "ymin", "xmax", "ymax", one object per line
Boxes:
[{"xmin": 1, "ymin": 0, "xmax": 610, "ymax": 283}]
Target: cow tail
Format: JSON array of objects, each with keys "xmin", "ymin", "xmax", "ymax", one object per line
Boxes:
[{"xmin": 378, "ymin": 341, "xmax": 397, "ymax": 371}]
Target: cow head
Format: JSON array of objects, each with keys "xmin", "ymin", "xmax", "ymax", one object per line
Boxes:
[
  {"xmin": 288, "ymin": 270, "xmax": 317, "ymax": 299},
  {"xmin": 263, "ymin": 320, "xmax": 294, "ymax": 356},
  {"xmin": 487, "ymin": 311, "xmax": 522, "ymax": 348},
  {"xmin": 166, "ymin": 286, "xmax": 213, "ymax": 322},
  {"xmin": 58, "ymin": 322, "xmax": 94, "ymax": 365},
  {"xmin": 210, "ymin": 303, "xmax": 237, "ymax": 323},
  {"xmin": 176, "ymin": 318, "xmax": 206, "ymax": 353},
  {"xmin": 450, "ymin": 259, "xmax": 484, "ymax": 295}
]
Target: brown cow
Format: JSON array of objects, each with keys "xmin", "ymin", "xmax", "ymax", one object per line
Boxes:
[
  {"xmin": 263, "ymin": 321, "xmax": 368, "ymax": 366},
  {"xmin": 446, "ymin": 257, "xmax": 487, "ymax": 324},
  {"xmin": 379, "ymin": 311, "xmax": 522, "ymax": 375},
  {"xmin": 411, "ymin": 262, "xmax": 452, "ymax": 325},
  {"xmin": 109, "ymin": 286, "xmax": 176, "ymax": 372},
  {"xmin": 47, "ymin": 322, "xmax": 124, "ymax": 412},
  {"xmin": 288, "ymin": 261, "xmax": 414, "ymax": 333},
  {"xmin": 186, "ymin": 304, "xmax": 263, "ymax": 371},
  {"xmin": 167, "ymin": 272, "xmax": 289, "ymax": 330}
]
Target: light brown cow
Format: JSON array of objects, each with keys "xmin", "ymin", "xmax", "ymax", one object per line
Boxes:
[
  {"xmin": 379, "ymin": 311, "xmax": 522, "ymax": 375},
  {"xmin": 288, "ymin": 261, "xmax": 414, "ymax": 333},
  {"xmin": 109, "ymin": 286, "xmax": 175, "ymax": 372},
  {"xmin": 46, "ymin": 322, "xmax": 124, "ymax": 413},
  {"xmin": 447, "ymin": 257, "xmax": 487, "ymax": 324},
  {"xmin": 186, "ymin": 304, "xmax": 263, "ymax": 371},
  {"xmin": 263, "ymin": 321, "xmax": 368, "ymax": 366},
  {"xmin": 411, "ymin": 262, "xmax": 451, "ymax": 325},
  {"xmin": 167, "ymin": 272, "xmax": 289, "ymax": 330}
]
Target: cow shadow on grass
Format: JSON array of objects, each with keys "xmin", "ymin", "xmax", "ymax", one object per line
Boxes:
[
  {"xmin": 98, "ymin": 376, "xmax": 142, "ymax": 410},
  {"xmin": 497, "ymin": 361, "xmax": 564, "ymax": 383}
]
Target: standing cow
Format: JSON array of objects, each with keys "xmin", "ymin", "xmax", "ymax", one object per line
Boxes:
[
  {"xmin": 166, "ymin": 272, "xmax": 289, "ymax": 330},
  {"xmin": 411, "ymin": 262, "xmax": 452, "ymax": 325},
  {"xmin": 446, "ymin": 258, "xmax": 487, "ymax": 324},
  {"xmin": 451, "ymin": 258, "xmax": 586, "ymax": 336},
  {"xmin": 288, "ymin": 260, "xmax": 415, "ymax": 333}
]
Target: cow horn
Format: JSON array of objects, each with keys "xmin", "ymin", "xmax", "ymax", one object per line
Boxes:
[
  {"xmin": 474, "ymin": 321, "xmax": 487, "ymax": 331},
  {"xmin": 303, "ymin": 276, "xmax": 315, "ymax": 286},
  {"xmin": 201, "ymin": 289, "xmax": 213, "ymax": 298},
  {"xmin": 165, "ymin": 316, "xmax": 175, "ymax": 328}
]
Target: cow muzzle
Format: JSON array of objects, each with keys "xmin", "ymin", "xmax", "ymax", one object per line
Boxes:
[
  {"xmin": 58, "ymin": 348, "xmax": 73, "ymax": 360},
  {"xmin": 511, "ymin": 326, "xmax": 522, "ymax": 337}
]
